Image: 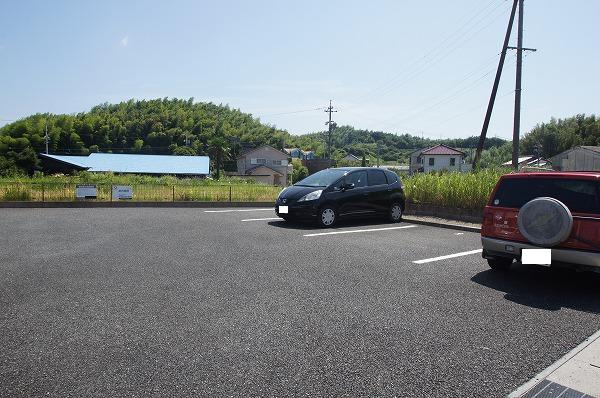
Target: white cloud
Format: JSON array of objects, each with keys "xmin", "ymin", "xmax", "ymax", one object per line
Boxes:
[{"xmin": 120, "ymin": 36, "xmax": 129, "ymax": 47}]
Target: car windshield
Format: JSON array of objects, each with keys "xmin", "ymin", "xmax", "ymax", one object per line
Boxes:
[{"xmin": 295, "ymin": 169, "xmax": 347, "ymax": 187}]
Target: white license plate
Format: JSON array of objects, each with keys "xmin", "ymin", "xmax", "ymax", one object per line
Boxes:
[
  {"xmin": 278, "ymin": 206, "xmax": 289, "ymax": 214},
  {"xmin": 521, "ymin": 249, "xmax": 551, "ymax": 265}
]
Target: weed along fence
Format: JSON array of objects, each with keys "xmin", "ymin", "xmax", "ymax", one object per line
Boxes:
[{"xmin": 0, "ymin": 182, "xmax": 281, "ymax": 203}]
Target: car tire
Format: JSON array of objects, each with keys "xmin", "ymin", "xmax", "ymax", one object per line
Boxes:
[
  {"xmin": 487, "ymin": 257, "xmax": 512, "ymax": 271},
  {"xmin": 389, "ymin": 202, "xmax": 403, "ymax": 223},
  {"xmin": 318, "ymin": 206, "xmax": 337, "ymax": 228}
]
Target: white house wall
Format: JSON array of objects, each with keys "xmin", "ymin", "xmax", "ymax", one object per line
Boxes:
[{"xmin": 423, "ymin": 155, "xmax": 463, "ymax": 172}]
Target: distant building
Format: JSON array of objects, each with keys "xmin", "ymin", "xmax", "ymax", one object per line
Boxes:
[
  {"xmin": 302, "ymin": 150, "xmax": 316, "ymax": 160},
  {"xmin": 502, "ymin": 155, "xmax": 551, "ymax": 169},
  {"xmin": 409, "ymin": 144, "xmax": 467, "ymax": 173},
  {"xmin": 550, "ymin": 146, "xmax": 600, "ymax": 171},
  {"xmin": 284, "ymin": 148, "xmax": 303, "ymax": 159},
  {"xmin": 284, "ymin": 148, "xmax": 316, "ymax": 160},
  {"xmin": 236, "ymin": 145, "xmax": 291, "ymax": 186},
  {"xmin": 39, "ymin": 153, "xmax": 210, "ymax": 176}
]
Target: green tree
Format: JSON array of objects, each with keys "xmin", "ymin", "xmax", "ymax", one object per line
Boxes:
[
  {"xmin": 208, "ymin": 137, "xmax": 230, "ymax": 179},
  {"xmin": 291, "ymin": 159, "xmax": 309, "ymax": 183}
]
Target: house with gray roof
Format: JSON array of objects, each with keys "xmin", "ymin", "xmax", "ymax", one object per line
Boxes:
[
  {"xmin": 236, "ymin": 145, "xmax": 291, "ymax": 186},
  {"xmin": 550, "ymin": 146, "xmax": 600, "ymax": 171}
]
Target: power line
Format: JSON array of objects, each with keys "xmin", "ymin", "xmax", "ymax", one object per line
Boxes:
[
  {"xmin": 341, "ymin": 0, "xmax": 509, "ymax": 111},
  {"xmin": 257, "ymin": 107, "xmax": 324, "ymax": 117},
  {"xmin": 385, "ymin": 68, "xmax": 497, "ymax": 127},
  {"xmin": 346, "ymin": 53, "xmax": 503, "ymax": 129}
]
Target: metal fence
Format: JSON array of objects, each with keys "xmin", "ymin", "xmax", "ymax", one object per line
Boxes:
[{"xmin": 0, "ymin": 182, "xmax": 281, "ymax": 202}]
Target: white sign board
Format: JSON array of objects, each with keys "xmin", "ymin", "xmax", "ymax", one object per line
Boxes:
[
  {"xmin": 112, "ymin": 185, "xmax": 133, "ymax": 200},
  {"xmin": 76, "ymin": 184, "xmax": 97, "ymax": 199}
]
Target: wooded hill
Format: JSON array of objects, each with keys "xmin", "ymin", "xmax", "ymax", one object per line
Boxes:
[{"xmin": 4, "ymin": 98, "xmax": 593, "ymax": 175}]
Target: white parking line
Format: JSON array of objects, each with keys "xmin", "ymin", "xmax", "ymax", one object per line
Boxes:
[
  {"xmin": 413, "ymin": 249, "xmax": 482, "ymax": 264},
  {"xmin": 204, "ymin": 209, "xmax": 273, "ymax": 213},
  {"xmin": 241, "ymin": 217, "xmax": 282, "ymax": 222},
  {"xmin": 304, "ymin": 225, "xmax": 417, "ymax": 237}
]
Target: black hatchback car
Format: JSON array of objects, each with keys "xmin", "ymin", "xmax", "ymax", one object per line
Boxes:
[{"xmin": 275, "ymin": 167, "xmax": 405, "ymax": 227}]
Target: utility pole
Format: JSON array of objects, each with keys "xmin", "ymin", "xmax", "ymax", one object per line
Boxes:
[
  {"xmin": 376, "ymin": 142, "xmax": 381, "ymax": 167},
  {"xmin": 44, "ymin": 120, "xmax": 50, "ymax": 154},
  {"xmin": 324, "ymin": 100, "xmax": 337, "ymax": 159},
  {"xmin": 508, "ymin": 0, "xmax": 536, "ymax": 170},
  {"xmin": 473, "ymin": 0, "xmax": 518, "ymax": 169}
]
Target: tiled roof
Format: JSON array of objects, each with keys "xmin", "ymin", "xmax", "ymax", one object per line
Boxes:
[
  {"xmin": 420, "ymin": 144, "xmax": 465, "ymax": 156},
  {"xmin": 245, "ymin": 164, "xmax": 283, "ymax": 175}
]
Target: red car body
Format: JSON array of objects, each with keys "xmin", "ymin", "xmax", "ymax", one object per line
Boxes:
[{"xmin": 481, "ymin": 172, "xmax": 600, "ymax": 271}]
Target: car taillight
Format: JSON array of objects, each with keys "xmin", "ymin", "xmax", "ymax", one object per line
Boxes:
[{"xmin": 482, "ymin": 209, "xmax": 493, "ymax": 228}]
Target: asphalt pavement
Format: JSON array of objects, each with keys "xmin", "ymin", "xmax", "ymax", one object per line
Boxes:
[{"xmin": 0, "ymin": 208, "xmax": 599, "ymax": 397}]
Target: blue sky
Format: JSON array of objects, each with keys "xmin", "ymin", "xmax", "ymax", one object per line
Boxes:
[{"xmin": 1, "ymin": 0, "xmax": 598, "ymax": 139}]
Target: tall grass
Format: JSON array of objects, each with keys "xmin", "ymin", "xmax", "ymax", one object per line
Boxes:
[
  {"xmin": 0, "ymin": 170, "xmax": 509, "ymax": 208},
  {"xmin": 403, "ymin": 169, "xmax": 508, "ymax": 209},
  {"xmin": 0, "ymin": 180, "xmax": 281, "ymax": 202},
  {"xmin": 0, "ymin": 171, "xmax": 260, "ymax": 186},
  {"xmin": 2, "ymin": 185, "xmax": 32, "ymax": 201}
]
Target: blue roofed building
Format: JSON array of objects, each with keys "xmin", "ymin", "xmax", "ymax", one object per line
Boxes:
[{"xmin": 39, "ymin": 153, "xmax": 210, "ymax": 176}]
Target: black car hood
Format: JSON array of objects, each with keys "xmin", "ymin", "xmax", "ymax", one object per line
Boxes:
[{"xmin": 279, "ymin": 185, "xmax": 323, "ymax": 201}]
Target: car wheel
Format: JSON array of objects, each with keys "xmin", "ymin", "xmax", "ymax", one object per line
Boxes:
[
  {"xmin": 389, "ymin": 202, "xmax": 403, "ymax": 222},
  {"xmin": 318, "ymin": 206, "xmax": 337, "ymax": 228},
  {"xmin": 487, "ymin": 257, "xmax": 512, "ymax": 271}
]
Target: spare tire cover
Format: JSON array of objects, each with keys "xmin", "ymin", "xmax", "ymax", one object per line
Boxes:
[{"xmin": 517, "ymin": 197, "xmax": 573, "ymax": 247}]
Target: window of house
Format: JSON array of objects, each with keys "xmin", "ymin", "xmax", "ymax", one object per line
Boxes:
[
  {"xmin": 256, "ymin": 158, "xmax": 266, "ymax": 164},
  {"xmin": 450, "ymin": 157, "xmax": 456, "ymax": 166},
  {"xmin": 428, "ymin": 157, "xmax": 434, "ymax": 166},
  {"xmin": 272, "ymin": 160, "xmax": 282, "ymax": 166}
]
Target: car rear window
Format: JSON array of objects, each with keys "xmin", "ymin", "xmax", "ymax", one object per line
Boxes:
[
  {"xmin": 492, "ymin": 177, "xmax": 600, "ymax": 214},
  {"xmin": 385, "ymin": 170, "xmax": 398, "ymax": 184},
  {"xmin": 367, "ymin": 170, "xmax": 387, "ymax": 186}
]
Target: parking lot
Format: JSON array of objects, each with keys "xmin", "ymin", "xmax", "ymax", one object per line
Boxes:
[{"xmin": 1, "ymin": 207, "xmax": 599, "ymax": 397}]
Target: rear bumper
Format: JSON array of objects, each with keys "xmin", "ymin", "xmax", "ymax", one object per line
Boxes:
[{"xmin": 481, "ymin": 236, "xmax": 600, "ymax": 269}]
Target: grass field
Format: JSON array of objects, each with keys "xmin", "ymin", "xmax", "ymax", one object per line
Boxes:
[
  {"xmin": 0, "ymin": 169, "xmax": 509, "ymax": 208},
  {"xmin": 403, "ymin": 168, "xmax": 508, "ymax": 209},
  {"xmin": 0, "ymin": 172, "xmax": 281, "ymax": 202}
]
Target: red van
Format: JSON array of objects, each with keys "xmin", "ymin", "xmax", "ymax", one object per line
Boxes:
[{"xmin": 481, "ymin": 172, "xmax": 600, "ymax": 271}]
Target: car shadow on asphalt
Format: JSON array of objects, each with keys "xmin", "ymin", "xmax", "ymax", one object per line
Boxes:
[
  {"xmin": 471, "ymin": 264, "xmax": 600, "ymax": 314},
  {"xmin": 267, "ymin": 217, "xmax": 398, "ymax": 231}
]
